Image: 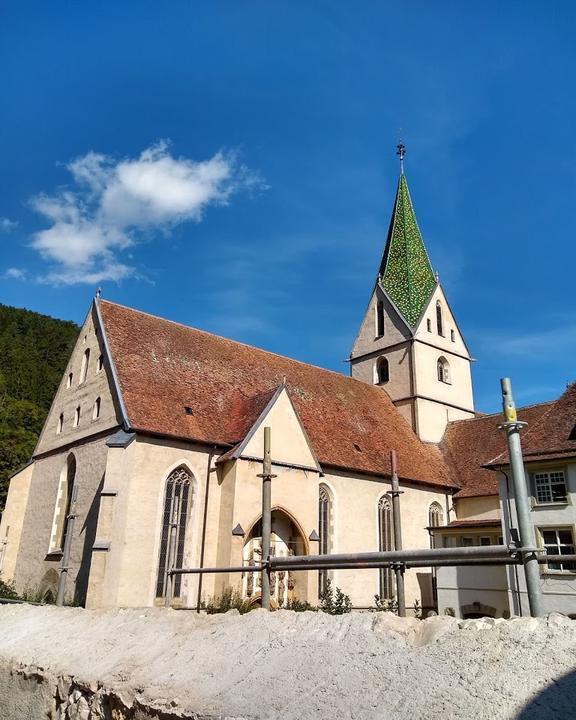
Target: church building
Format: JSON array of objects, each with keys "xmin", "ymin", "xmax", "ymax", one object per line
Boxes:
[{"xmin": 0, "ymin": 149, "xmax": 517, "ymax": 614}]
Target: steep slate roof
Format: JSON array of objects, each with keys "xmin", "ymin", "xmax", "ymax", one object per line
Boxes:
[
  {"xmin": 99, "ymin": 300, "xmax": 455, "ymax": 489},
  {"xmin": 378, "ymin": 173, "xmax": 437, "ymax": 327},
  {"xmin": 488, "ymin": 383, "xmax": 576, "ymax": 466},
  {"xmin": 440, "ymin": 402, "xmax": 553, "ymax": 498}
]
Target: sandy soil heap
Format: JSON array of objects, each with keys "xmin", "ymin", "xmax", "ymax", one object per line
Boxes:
[{"xmin": 0, "ymin": 604, "xmax": 575, "ymax": 719}]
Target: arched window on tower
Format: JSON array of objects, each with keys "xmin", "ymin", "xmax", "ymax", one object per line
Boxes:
[
  {"xmin": 376, "ymin": 300, "xmax": 385, "ymax": 337},
  {"xmin": 318, "ymin": 483, "xmax": 333, "ymax": 598},
  {"xmin": 437, "ymin": 356, "xmax": 450, "ymax": 384},
  {"xmin": 48, "ymin": 454, "xmax": 76, "ymax": 553},
  {"xmin": 375, "ymin": 357, "xmax": 389, "ymax": 385},
  {"xmin": 436, "ymin": 301, "xmax": 443, "ymax": 336},
  {"xmin": 156, "ymin": 466, "xmax": 193, "ymax": 600},
  {"xmin": 378, "ymin": 495, "xmax": 394, "ymax": 600}
]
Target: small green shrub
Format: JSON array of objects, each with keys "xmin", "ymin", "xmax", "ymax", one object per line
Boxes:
[
  {"xmin": 319, "ymin": 579, "xmax": 352, "ymax": 615},
  {"xmin": 285, "ymin": 598, "xmax": 317, "ymax": 612},
  {"xmin": 372, "ymin": 594, "xmax": 398, "ymax": 613},
  {"xmin": 0, "ymin": 578, "xmax": 19, "ymax": 600},
  {"xmin": 444, "ymin": 606, "xmax": 455, "ymax": 617},
  {"xmin": 413, "ymin": 598, "xmax": 422, "ymax": 619},
  {"xmin": 202, "ymin": 587, "xmax": 254, "ymax": 615}
]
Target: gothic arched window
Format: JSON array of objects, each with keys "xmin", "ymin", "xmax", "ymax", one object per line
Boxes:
[
  {"xmin": 156, "ymin": 466, "xmax": 193, "ymax": 599},
  {"xmin": 436, "ymin": 301, "xmax": 443, "ymax": 336},
  {"xmin": 437, "ymin": 356, "xmax": 450, "ymax": 384},
  {"xmin": 376, "ymin": 357, "xmax": 389, "ymax": 384},
  {"xmin": 48, "ymin": 454, "xmax": 76, "ymax": 553},
  {"xmin": 428, "ymin": 502, "xmax": 444, "ymax": 528},
  {"xmin": 318, "ymin": 483, "xmax": 333, "ymax": 597},
  {"xmin": 376, "ymin": 300, "xmax": 385, "ymax": 337},
  {"xmin": 378, "ymin": 495, "xmax": 394, "ymax": 600}
]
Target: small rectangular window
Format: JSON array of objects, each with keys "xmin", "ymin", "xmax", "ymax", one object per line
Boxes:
[
  {"xmin": 533, "ymin": 470, "xmax": 567, "ymax": 504},
  {"xmin": 541, "ymin": 527, "xmax": 576, "ymax": 573},
  {"xmin": 450, "ymin": 329, "xmax": 455, "ymax": 342},
  {"xmin": 376, "ymin": 301, "xmax": 385, "ymax": 338},
  {"xmin": 479, "ymin": 536, "xmax": 491, "ymax": 546},
  {"xmin": 461, "ymin": 536, "xmax": 474, "ymax": 547},
  {"xmin": 96, "ymin": 355, "xmax": 104, "ymax": 373}
]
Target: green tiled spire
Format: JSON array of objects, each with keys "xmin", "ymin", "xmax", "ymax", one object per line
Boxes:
[{"xmin": 378, "ymin": 173, "xmax": 436, "ymax": 327}]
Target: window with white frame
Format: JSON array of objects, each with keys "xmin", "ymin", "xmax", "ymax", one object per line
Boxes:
[
  {"xmin": 376, "ymin": 357, "xmax": 389, "ymax": 384},
  {"xmin": 533, "ymin": 470, "xmax": 567, "ymax": 504},
  {"xmin": 437, "ymin": 356, "xmax": 450, "ymax": 384},
  {"xmin": 540, "ymin": 528, "xmax": 576, "ymax": 573}
]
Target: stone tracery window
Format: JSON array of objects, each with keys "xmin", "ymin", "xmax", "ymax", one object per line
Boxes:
[
  {"xmin": 428, "ymin": 501, "xmax": 444, "ymax": 528},
  {"xmin": 378, "ymin": 494, "xmax": 394, "ymax": 600},
  {"xmin": 437, "ymin": 356, "xmax": 450, "ymax": 384},
  {"xmin": 156, "ymin": 466, "xmax": 193, "ymax": 599}
]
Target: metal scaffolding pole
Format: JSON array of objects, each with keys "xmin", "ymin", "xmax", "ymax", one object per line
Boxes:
[
  {"xmin": 258, "ymin": 427, "xmax": 275, "ymax": 610},
  {"xmin": 389, "ymin": 450, "xmax": 406, "ymax": 616},
  {"xmin": 500, "ymin": 377, "xmax": 544, "ymax": 617},
  {"xmin": 56, "ymin": 487, "xmax": 78, "ymax": 607}
]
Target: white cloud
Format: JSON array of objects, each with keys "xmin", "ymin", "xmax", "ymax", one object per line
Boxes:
[
  {"xmin": 0, "ymin": 217, "xmax": 18, "ymax": 232},
  {"xmin": 30, "ymin": 141, "xmax": 263, "ymax": 285},
  {"xmin": 3, "ymin": 267, "xmax": 26, "ymax": 280}
]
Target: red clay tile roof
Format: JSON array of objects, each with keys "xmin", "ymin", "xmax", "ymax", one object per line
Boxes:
[
  {"xmin": 440, "ymin": 402, "xmax": 552, "ymax": 498},
  {"xmin": 99, "ymin": 300, "xmax": 456, "ymax": 489},
  {"xmin": 488, "ymin": 383, "xmax": 576, "ymax": 466}
]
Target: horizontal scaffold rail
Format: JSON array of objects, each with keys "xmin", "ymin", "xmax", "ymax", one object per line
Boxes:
[{"xmin": 168, "ymin": 544, "xmax": 555, "ymax": 576}]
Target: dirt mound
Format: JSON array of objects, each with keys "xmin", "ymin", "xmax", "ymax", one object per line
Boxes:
[{"xmin": 0, "ymin": 604, "xmax": 575, "ymax": 719}]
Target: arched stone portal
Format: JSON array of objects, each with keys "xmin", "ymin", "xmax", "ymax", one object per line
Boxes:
[{"xmin": 242, "ymin": 508, "xmax": 309, "ymax": 608}]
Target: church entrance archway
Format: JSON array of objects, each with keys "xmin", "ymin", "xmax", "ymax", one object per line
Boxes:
[{"xmin": 242, "ymin": 508, "xmax": 308, "ymax": 608}]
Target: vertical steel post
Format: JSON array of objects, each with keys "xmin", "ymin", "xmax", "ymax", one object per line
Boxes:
[
  {"xmin": 500, "ymin": 378, "xmax": 544, "ymax": 617},
  {"xmin": 56, "ymin": 486, "xmax": 78, "ymax": 607},
  {"xmin": 390, "ymin": 450, "xmax": 406, "ymax": 617},
  {"xmin": 164, "ymin": 495, "xmax": 180, "ymax": 609},
  {"xmin": 260, "ymin": 427, "xmax": 272, "ymax": 610}
]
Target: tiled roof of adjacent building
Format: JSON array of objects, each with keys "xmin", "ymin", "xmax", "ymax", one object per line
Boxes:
[
  {"xmin": 378, "ymin": 173, "xmax": 437, "ymax": 327},
  {"xmin": 98, "ymin": 300, "xmax": 456, "ymax": 489},
  {"xmin": 440, "ymin": 402, "xmax": 553, "ymax": 498},
  {"xmin": 488, "ymin": 383, "xmax": 576, "ymax": 466}
]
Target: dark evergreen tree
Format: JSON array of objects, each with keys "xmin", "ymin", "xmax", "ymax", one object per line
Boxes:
[{"xmin": 0, "ymin": 304, "xmax": 78, "ymax": 509}]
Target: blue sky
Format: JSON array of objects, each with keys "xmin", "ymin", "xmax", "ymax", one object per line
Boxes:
[{"xmin": 1, "ymin": 1, "xmax": 575, "ymax": 413}]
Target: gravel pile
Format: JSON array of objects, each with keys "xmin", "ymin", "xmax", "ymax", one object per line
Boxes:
[{"xmin": 0, "ymin": 604, "xmax": 575, "ymax": 719}]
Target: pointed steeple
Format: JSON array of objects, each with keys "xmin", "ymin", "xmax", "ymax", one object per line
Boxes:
[{"xmin": 378, "ymin": 153, "xmax": 436, "ymax": 327}]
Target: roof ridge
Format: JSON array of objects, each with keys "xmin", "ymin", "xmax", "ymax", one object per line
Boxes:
[
  {"xmin": 99, "ymin": 299, "xmax": 390, "ymax": 394},
  {"xmin": 445, "ymin": 398, "xmax": 556, "ymax": 426}
]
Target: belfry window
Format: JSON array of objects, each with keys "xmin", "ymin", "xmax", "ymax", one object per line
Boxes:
[
  {"xmin": 436, "ymin": 301, "xmax": 443, "ymax": 336},
  {"xmin": 376, "ymin": 357, "xmax": 389, "ymax": 384},
  {"xmin": 156, "ymin": 466, "xmax": 193, "ymax": 599},
  {"xmin": 437, "ymin": 357, "xmax": 450, "ymax": 384},
  {"xmin": 378, "ymin": 495, "xmax": 394, "ymax": 600},
  {"xmin": 80, "ymin": 349, "xmax": 90, "ymax": 384},
  {"xmin": 318, "ymin": 483, "xmax": 333, "ymax": 598},
  {"xmin": 376, "ymin": 300, "xmax": 385, "ymax": 338}
]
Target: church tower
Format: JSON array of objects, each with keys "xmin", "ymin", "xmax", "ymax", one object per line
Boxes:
[{"xmin": 349, "ymin": 144, "xmax": 475, "ymax": 442}]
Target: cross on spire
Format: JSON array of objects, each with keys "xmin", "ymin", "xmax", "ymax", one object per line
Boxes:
[{"xmin": 396, "ymin": 140, "xmax": 406, "ymax": 174}]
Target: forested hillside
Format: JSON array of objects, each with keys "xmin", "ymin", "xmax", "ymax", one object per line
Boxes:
[{"xmin": 0, "ymin": 304, "xmax": 78, "ymax": 510}]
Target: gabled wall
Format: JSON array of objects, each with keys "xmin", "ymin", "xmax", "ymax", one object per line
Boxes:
[{"xmin": 34, "ymin": 303, "xmax": 120, "ymax": 457}]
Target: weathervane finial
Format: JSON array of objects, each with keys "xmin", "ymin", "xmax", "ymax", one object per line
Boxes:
[{"xmin": 396, "ymin": 139, "xmax": 406, "ymax": 174}]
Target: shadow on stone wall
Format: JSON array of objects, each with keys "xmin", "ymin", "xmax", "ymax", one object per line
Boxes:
[{"xmin": 74, "ymin": 474, "xmax": 103, "ymax": 606}]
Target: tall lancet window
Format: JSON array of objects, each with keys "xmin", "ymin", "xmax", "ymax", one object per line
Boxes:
[
  {"xmin": 318, "ymin": 483, "xmax": 333, "ymax": 598},
  {"xmin": 436, "ymin": 301, "xmax": 444, "ymax": 336},
  {"xmin": 156, "ymin": 466, "xmax": 193, "ymax": 599},
  {"xmin": 378, "ymin": 495, "xmax": 394, "ymax": 600},
  {"xmin": 428, "ymin": 502, "xmax": 444, "ymax": 528},
  {"xmin": 437, "ymin": 356, "xmax": 450, "ymax": 384},
  {"xmin": 376, "ymin": 300, "xmax": 385, "ymax": 337}
]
